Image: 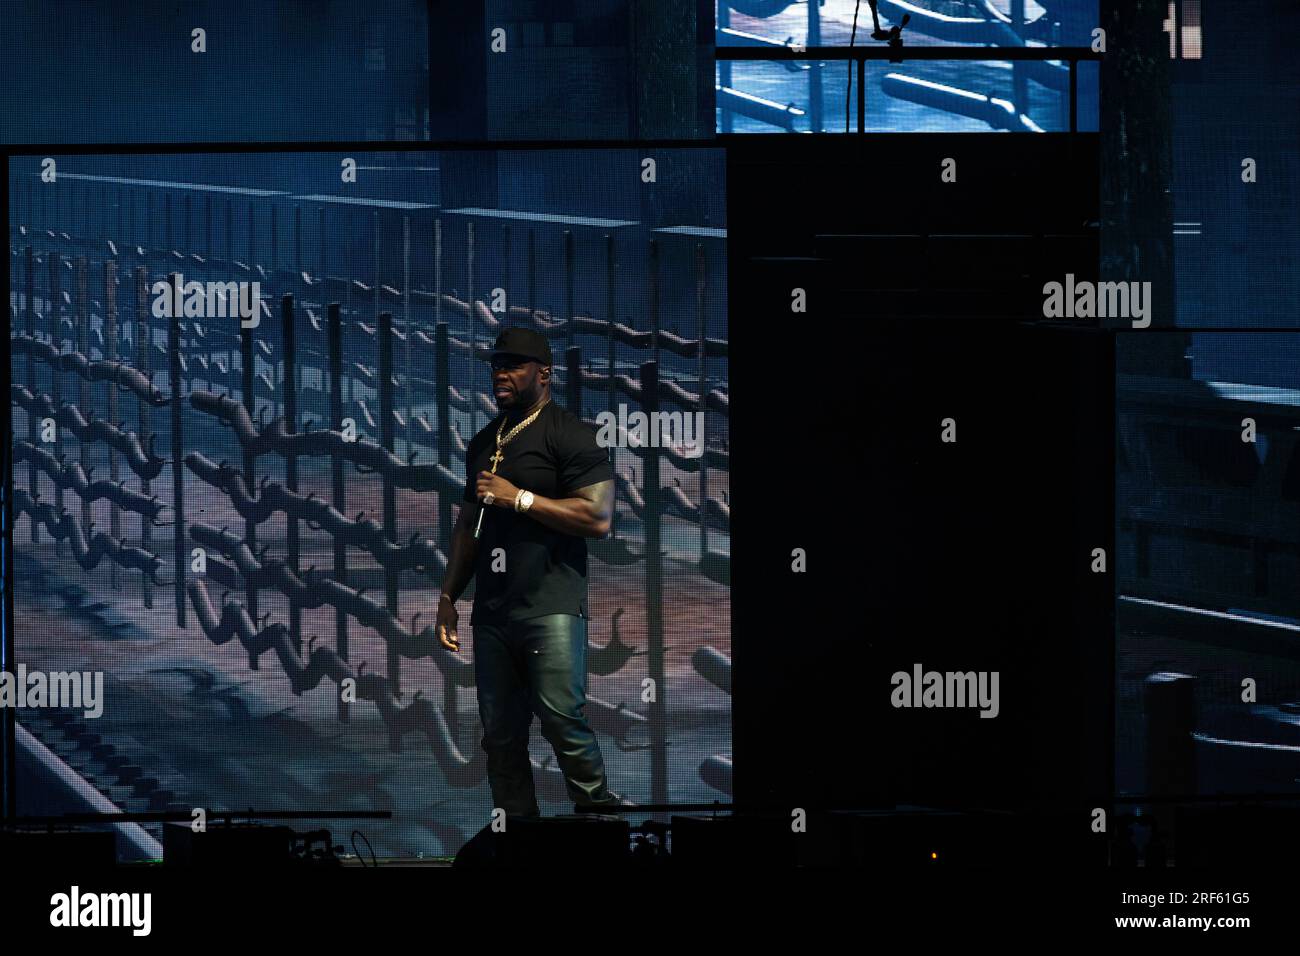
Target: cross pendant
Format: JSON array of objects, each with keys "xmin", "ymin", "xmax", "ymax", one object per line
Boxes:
[{"xmin": 489, "ymin": 449, "xmax": 504, "ymax": 472}]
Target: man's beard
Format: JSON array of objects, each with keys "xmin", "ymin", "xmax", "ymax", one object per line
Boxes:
[{"xmin": 499, "ymin": 388, "xmax": 537, "ymax": 416}]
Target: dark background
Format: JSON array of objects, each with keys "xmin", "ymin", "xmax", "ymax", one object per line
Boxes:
[{"xmin": 726, "ymin": 134, "xmax": 1113, "ymax": 816}]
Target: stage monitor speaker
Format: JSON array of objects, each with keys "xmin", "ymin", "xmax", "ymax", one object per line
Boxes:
[
  {"xmin": 799, "ymin": 809, "xmax": 1110, "ymax": 867},
  {"xmin": 453, "ymin": 814, "xmax": 630, "ymax": 868},
  {"xmin": 163, "ymin": 822, "xmax": 295, "ymax": 867},
  {"xmin": 669, "ymin": 815, "xmax": 795, "ymax": 866}
]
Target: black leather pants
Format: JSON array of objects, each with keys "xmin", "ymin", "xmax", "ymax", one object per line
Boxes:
[{"xmin": 473, "ymin": 612, "xmax": 619, "ymax": 816}]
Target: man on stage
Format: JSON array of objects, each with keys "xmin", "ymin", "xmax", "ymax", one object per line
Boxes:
[{"xmin": 436, "ymin": 326, "xmax": 626, "ymax": 817}]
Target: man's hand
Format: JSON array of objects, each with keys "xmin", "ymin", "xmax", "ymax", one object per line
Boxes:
[
  {"xmin": 475, "ymin": 470, "xmax": 520, "ymax": 509},
  {"xmin": 436, "ymin": 596, "xmax": 460, "ymax": 652}
]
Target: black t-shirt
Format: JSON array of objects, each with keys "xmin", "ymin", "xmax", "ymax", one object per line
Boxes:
[{"xmin": 461, "ymin": 399, "xmax": 613, "ymax": 625}]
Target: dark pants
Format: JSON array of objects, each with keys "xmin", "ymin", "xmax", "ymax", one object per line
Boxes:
[{"xmin": 473, "ymin": 612, "xmax": 618, "ymax": 816}]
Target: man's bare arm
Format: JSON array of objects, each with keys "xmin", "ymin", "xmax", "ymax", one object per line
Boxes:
[
  {"xmin": 440, "ymin": 502, "xmax": 481, "ymax": 601},
  {"xmin": 519, "ymin": 479, "xmax": 613, "ymax": 538}
]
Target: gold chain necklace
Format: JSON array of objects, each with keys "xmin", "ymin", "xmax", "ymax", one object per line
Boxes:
[{"xmin": 487, "ymin": 398, "xmax": 549, "ymax": 473}]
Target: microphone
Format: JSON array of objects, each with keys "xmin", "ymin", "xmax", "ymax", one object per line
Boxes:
[{"xmin": 473, "ymin": 474, "xmax": 499, "ymax": 539}]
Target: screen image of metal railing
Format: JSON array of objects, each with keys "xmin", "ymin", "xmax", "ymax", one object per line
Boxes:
[
  {"xmin": 716, "ymin": 0, "xmax": 1100, "ymax": 132},
  {"xmin": 8, "ymin": 179, "xmax": 731, "ymax": 826},
  {"xmin": 1117, "ymin": 376, "xmax": 1300, "ymax": 624},
  {"xmin": 1117, "ymin": 374, "xmax": 1300, "ymax": 809}
]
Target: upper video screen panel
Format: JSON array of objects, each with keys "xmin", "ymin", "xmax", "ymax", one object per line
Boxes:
[{"xmin": 716, "ymin": 0, "xmax": 1099, "ymax": 133}]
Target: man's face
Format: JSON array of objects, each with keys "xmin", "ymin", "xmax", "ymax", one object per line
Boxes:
[{"xmin": 491, "ymin": 353, "xmax": 547, "ymax": 409}]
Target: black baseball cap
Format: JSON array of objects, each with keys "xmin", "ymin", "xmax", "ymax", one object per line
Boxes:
[{"xmin": 489, "ymin": 326, "xmax": 552, "ymax": 366}]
